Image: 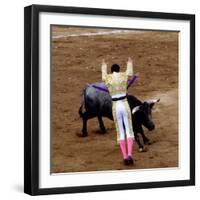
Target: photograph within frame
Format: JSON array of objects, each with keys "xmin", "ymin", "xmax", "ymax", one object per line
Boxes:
[
  {"xmin": 50, "ymin": 25, "xmax": 179, "ymax": 174},
  {"xmin": 24, "ymin": 5, "xmax": 195, "ymax": 195}
]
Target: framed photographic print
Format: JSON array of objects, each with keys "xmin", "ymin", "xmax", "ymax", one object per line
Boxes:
[{"xmin": 24, "ymin": 4, "xmax": 195, "ymax": 195}]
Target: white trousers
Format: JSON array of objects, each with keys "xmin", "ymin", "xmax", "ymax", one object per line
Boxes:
[{"xmin": 115, "ymin": 100, "xmax": 132, "ymax": 140}]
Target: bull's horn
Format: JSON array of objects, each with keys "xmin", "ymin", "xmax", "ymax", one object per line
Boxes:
[
  {"xmin": 146, "ymin": 99, "xmax": 160, "ymax": 104},
  {"xmin": 132, "ymin": 106, "xmax": 140, "ymax": 114}
]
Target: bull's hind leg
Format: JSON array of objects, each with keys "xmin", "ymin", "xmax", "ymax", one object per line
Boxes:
[
  {"xmin": 81, "ymin": 118, "xmax": 88, "ymax": 137},
  {"xmin": 97, "ymin": 116, "xmax": 106, "ymax": 133},
  {"xmin": 79, "ymin": 112, "xmax": 98, "ymax": 137},
  {"xmin": 79, "ymin": 112, "xmax": 90, "ymax": 137}
]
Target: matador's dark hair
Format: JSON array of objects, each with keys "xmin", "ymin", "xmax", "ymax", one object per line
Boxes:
[{"xmin": 111, "ymin": 64, "xmax": 120, "ymax": 73}]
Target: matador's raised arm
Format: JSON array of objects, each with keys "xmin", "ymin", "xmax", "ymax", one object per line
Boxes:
[
  {"xmin": 101, "ymin": 59, "xmax": 108, "ymax": 81},
  {"xmin": 125, "ymin": 57, "xmax": 134, "ymax": 76}
]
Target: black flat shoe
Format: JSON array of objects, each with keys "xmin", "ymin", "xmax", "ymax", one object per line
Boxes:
[
  {"xmin": 123, "ymin": 159, "xmax": 129, "ymax": 166},
  {"xmin": 127, "ymin": 156, "xmax": 134, "ymax": 165}
]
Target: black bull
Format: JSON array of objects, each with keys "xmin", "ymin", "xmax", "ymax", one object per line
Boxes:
[{"xmin": 78, "ymin": 82, "xmax": 160, "ymax": 151}]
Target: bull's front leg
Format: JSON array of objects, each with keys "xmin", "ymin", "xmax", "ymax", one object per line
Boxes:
[
  {"xmin": 134, "ymin": 133, "xmax": 145, "ymax": 152},
  {"xmin": 133, "ymin": 125, "xmax": 146, "ymax": 152},
  {"xmin": 140, "ymin": 130, "xmax": 151, "ymax": 145},
  {"xmin": 97, "ymin": 116, "xmax": 106, "ymax": 133}
]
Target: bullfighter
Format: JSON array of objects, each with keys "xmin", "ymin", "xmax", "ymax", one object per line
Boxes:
[{"xmin": 101, "ymin": 58, "xmax": 135, "ymax": 165}]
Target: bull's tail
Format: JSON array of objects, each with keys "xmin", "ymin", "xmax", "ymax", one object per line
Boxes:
[{"xmin": 78, "ymin": 84, "xmax": 89, "ymax": 118}]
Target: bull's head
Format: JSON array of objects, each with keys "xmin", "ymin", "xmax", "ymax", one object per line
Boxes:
[{"xmin": 132, "ymin": 99, "xmax": 160, "ymax": 131}]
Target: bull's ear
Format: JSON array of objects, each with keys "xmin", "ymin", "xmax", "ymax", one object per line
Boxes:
[
  {"xmin": 132, "ymin": 106, "xmax": 140, "ymax": 114},
  {"xmin": 147, "ymin": 99, "xmax": 160, "ymax": 108}
]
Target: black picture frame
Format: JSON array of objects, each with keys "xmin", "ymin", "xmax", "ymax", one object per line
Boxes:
[{"xmin": 24, "ymin": 4, "xmax": 195, "ymax": 196}]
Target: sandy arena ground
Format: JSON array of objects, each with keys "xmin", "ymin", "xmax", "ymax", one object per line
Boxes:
[{"xmin": 51, "ymin": 26, "xmax": 178, "ymax": 173}]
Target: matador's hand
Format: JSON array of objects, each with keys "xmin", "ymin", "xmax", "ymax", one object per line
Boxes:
[
  {"xmin": 102, "ymin": 59, "xmax": 106, "ymax": 65},
  {"xmin": 127, "ymin": 57, "xmax": 133, "ymax": 63}
]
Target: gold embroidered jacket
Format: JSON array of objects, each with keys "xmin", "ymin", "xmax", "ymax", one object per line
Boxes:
[{"xmin": 101, "ymin": 62, "xmax": 133, "ymax": 96}]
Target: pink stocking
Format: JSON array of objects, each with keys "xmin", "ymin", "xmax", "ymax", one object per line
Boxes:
[
  {"xmin": 127, "ymin": 137, "xmax": 134, "ymax": 156},
  {"xmin": 119, "ymin": 140, "xmax": 127, "ymax": 159}
]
